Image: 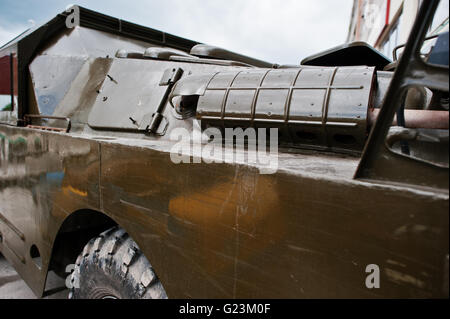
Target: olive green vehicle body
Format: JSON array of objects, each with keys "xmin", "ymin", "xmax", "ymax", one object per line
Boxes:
[{"xmin": 0, "ymin": 4, "xmax": 448, "ymax": 298}]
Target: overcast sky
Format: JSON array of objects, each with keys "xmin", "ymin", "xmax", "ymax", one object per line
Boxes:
[{"xmin": 0, "ymin": 0, "xmax": 354, "ymax": 65}]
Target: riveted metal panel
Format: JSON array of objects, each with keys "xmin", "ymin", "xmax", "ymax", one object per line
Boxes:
[
  {"xmin": 88, "ymin": 59, "xmax": 172, "ymax": 130},
  {"xmin": 255, "ymin": 89, "xmax": 288, "ymax": 120}
]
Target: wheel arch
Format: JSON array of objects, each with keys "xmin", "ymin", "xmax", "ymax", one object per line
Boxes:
[
  {"xmin": 47, "ymin": 209, "xmax": 117, "ymax": 279},
  {"xmin": 45, "ymin": 208, "xmax": 171, "ymax": 298}
]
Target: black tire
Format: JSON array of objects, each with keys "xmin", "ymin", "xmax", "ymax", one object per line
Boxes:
[{"xmin": 69, "ymin": 227, "xmax": 167, "ymax": 299}]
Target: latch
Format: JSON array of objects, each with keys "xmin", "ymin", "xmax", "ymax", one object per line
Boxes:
[{"xmin": 147, "ymin": 67, "xmax": 183, "ymax": 135}]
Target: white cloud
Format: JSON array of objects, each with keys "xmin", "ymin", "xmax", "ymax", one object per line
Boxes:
[
  {"xmin": 146, "ymin": 0, "xmax": 353, "ymax": 64},
  {"xmin": 0, "ymin": 26, "xmax": 19, "ymax": 47},
  {"xmin": 0, "ymin": 24, "xmax": 29, "ymax": 48},
  {"xmin": 1, "ymin": 0, "xmax": 354, "ymax": 64},
  {"xmin": 116, "ymin": 0, "xmax": 354, "ymax": 64}
]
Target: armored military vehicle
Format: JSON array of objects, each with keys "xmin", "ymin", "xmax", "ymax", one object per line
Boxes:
[{"xmin": 0, "ymin": 1, "xmax": 448, "ymax": 299}]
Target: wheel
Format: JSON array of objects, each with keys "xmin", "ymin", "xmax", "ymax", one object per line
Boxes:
[{"xmin": 69, "ymin": 226, "xmax": 167, "ymax": 299}]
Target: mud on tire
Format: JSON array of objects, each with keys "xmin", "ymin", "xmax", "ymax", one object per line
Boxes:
[{"xmin": 69, "ymin": 227, "xmax": 167, "ymax": 299}]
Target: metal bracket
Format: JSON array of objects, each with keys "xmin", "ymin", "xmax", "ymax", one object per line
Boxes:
[
  {"xmin": 147, "ymin": 67, "xmax": 183, "ymax": 135},
  {"xmin": 148, "ymin": 113, "xmax": 169, "ymax": 136},
  {"xmin": 24, "ymin": 114, "xmax": 71, "ymax": 132},
  {"xmin": 159, "ymin": 67, "xmax": 183, "ymax": 86}
]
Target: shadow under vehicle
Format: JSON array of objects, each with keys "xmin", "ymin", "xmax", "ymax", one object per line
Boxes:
[{"xmin": 0, "ymin": 1, "xmax": 448, "ymax": 298}]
